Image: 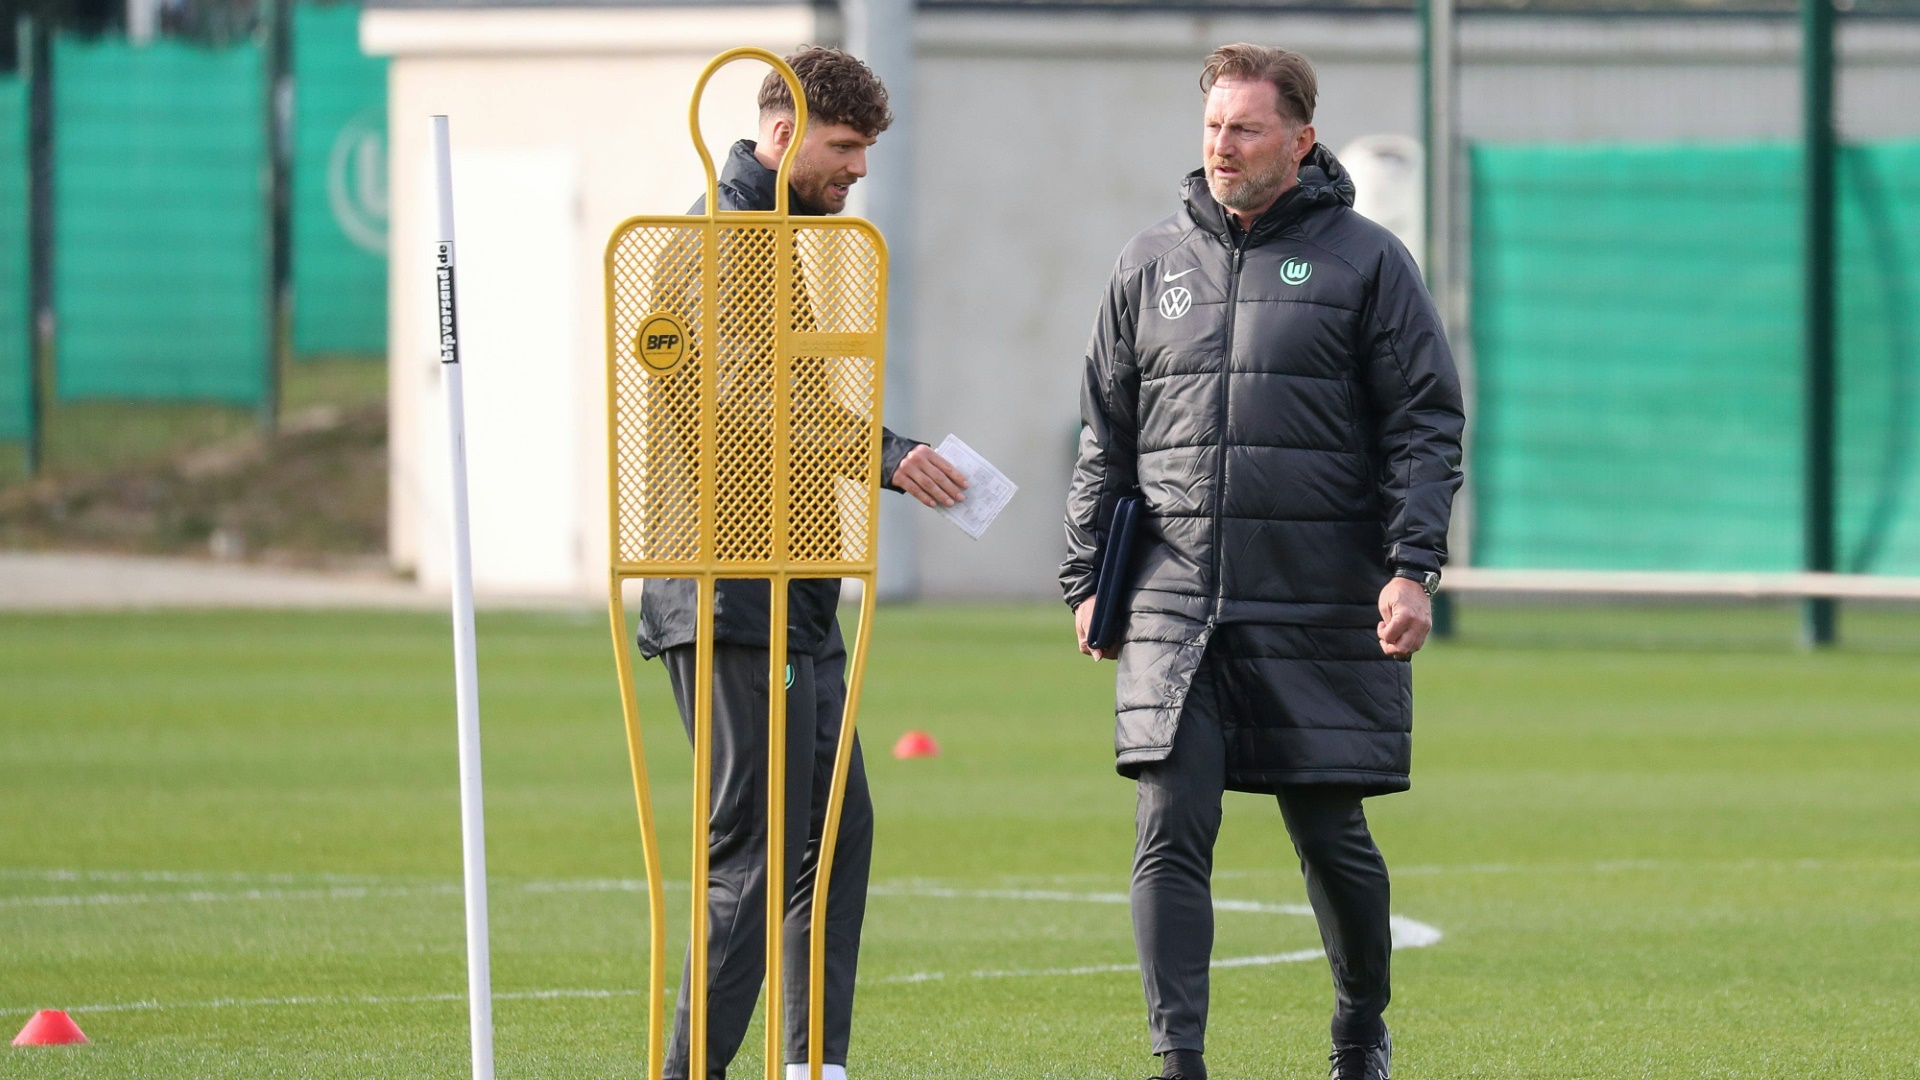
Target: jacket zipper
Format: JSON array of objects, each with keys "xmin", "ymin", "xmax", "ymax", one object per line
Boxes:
[{"xmin": 1210, "ymin": 234, "xmax": 1247, "ymax": 620}]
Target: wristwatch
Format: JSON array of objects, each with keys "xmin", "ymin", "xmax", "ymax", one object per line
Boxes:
[{"xmin": 1393, "ymin": 567, "xmax": 1441, "ymax": 597}]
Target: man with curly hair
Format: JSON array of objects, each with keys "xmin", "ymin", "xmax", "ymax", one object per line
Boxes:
[{"xmin": 639, "ymin": 46, "xmax": 967, "ymax": 1080}]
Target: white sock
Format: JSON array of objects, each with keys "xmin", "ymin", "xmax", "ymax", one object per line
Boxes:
[{"xmin": 785, "ymin": 1065, "xmax": 846, "ymax": 1080}]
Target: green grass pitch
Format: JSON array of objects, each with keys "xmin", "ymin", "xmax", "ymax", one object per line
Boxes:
[{"xmin": 2, "ymin": 603, "xmax": 1918, "ymax": 1078}]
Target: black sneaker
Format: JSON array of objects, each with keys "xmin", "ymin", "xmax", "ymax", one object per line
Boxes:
[{"xmin": 1329, "ymin": 1029, "xmax": 1391, "ymax": 1080}]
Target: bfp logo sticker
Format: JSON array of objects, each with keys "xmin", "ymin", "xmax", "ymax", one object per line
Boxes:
[{"xmin": 635, "ymin": 312, "xmax": 689, "ymax": 374}]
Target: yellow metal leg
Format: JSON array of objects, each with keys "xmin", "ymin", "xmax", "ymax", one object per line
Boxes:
[
  {"xmin": 765, "ymin": 578, "xmax": 791, "ymax": 1080},
  {"xmin": 807, "ymin": 578, "xmax": 877, "ymax": 1080},
  {"xmin": 608, "ymin": 582, "xmax": 669, "ymax": 1080},
  {"xmin": 691, "ymin": 576, "xmax": 717, "ymax": 1080}
]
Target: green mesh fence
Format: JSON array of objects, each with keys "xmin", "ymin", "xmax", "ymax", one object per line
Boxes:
[
  {"xmin": 53, "ymin": 37, "xmax": 266, "ymax": 403},
  {"xmin": 1470, "ymin": 142, "xmax": 1920, "ymax": 576},
  {"xmin": 292, "ymin": 1, "xmax": 387, "ymax": 357},
  {"xmin": 0, "ymin": 79, "xmax": 28, "ymax": 442},
  {"xmin": 1836, "ymin": 144, "xmax": 1920, "ymax": 574}
]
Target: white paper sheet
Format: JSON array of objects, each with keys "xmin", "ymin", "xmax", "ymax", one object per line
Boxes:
[{"xmin": 930, "ymin": 434, "xmax": 1018, "ymax": 540}]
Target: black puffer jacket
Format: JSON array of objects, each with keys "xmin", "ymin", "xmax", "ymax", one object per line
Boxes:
[
  {"xmin": 638, "ymin": 140, "xmax": 922, "ymax": 658},
  {"xmin": 1061, "ymin": 145, "xmax": 1464, "ymax": 794}
]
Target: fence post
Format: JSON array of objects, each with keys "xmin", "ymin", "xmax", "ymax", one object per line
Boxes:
[
  {"xmin": 262, "ymin": 0, "xmax": 292, "ymax": 434},
  {"xmin": 1801, "ymin": 0, "xmax": 1837, "ymax": 647},
  {"xmin": 24, "ymin": 15, "xmax": 51, "ymax": 476},
  {"xmin": 1421, "ymin": 0, "xmax": 1461, "ymax": 638}
]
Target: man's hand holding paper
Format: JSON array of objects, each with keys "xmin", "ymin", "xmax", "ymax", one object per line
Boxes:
[
  {"xmin": 927, "ymin": 435, "xmax": 1017, "ymax": 540},
  {"xmin": 893, "ymin": 444, "xmax": 970, "ymax": 508}
]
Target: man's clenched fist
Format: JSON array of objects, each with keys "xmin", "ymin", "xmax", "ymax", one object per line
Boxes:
[{"xmin": 1376, "ymin": 577, "xmax": 1433, "ymax": 659}]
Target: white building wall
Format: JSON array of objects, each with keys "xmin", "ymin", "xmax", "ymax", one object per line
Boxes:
[
  {"xmin": 369, "ymin": 7, "xmax": 821, "ymax": 596},
  {"xmin": 370, "ymin": 4, "xmax": 1920, "ymax": 599}
]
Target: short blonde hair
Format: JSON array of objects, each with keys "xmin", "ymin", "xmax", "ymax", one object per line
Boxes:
[{"xmin": 1200, "ymin": 43, "xmax": 1318, "ymax": 127}]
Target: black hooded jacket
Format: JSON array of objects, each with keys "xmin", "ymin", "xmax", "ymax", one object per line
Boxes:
[
  {"xmin": 1061, "ymin": 145, "xmax": 1465, "ymax": 793},
  {"xmin": 638, "ymin": 140, "xmax": 922, "ymax": 658}
]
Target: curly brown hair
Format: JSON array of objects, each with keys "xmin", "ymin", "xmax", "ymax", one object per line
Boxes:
[
  {"xmin": 758, "ymin": 46, "xmax": 894, "ymax": 139},
  {"xmin": 1200, "ymin": 43, "xmax": 1317, "ymax": 128}
]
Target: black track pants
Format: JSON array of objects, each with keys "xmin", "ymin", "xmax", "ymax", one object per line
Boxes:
[
  {"xmin": 659, "ymin": 621, "xmax": 874, "ymax": 1080},
  {"xmin": 1130, "ymin": 681, "xmax": 1392, "ymax": 1053}
]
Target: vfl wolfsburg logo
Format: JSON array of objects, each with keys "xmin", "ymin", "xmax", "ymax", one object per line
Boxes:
[
  {"xmin": 1280, "ymin": 257, "xmax": 1313, "ymax": 286},
  {"xmin": 327, "ymin": 107, "xmax": 388, "ymax": 254}
]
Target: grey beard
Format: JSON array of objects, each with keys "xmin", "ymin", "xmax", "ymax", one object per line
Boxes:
[{"xmin": 1208, "ymin": 158, "xmax": 1292, "ymax": 212}]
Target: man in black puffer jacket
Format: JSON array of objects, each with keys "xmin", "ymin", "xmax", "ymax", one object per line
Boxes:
[
  {"xmin": 640, "ymin": 48, "xmax": 967, "ymax": 1080},
  {"xmin": 1061, "ymin": 44, "xmax": 1464, "ymax": 1080}
]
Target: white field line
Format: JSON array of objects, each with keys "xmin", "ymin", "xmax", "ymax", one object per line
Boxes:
[
  {"xmin": 0, "ymin": 868, "xmax": 396, "ymax": 885},
  {"xmin": 0, "ymin": 876, "xmax": 655, "ymax": 910},
  {"xmin": 2, "ymin": 876, "xmax": 1448, "ymax": 955},
  {"xmin": 1215, "ymin": 856, "xmax": 1920, "ymax": 881},
  {"xmin": 1, "ymin": 873, "xmax": 1444, "ymax": 1017},
  {"xmin": 4, "ymin": 878, "xmax": 1302, "ymax": 912},
  {"xmin": 1385, "ymin": 857, "xmax": 1920, "ymax": 877},
  {"xmin": 874, "ymin": 948, "xmax": 1331, "ymax": 986},
  {"xmin": 866, "ymin": 883, "xmax": 1316, "ymax": 917},
  {"xmin": 0, "ymin": 885, "xmax": 466, "ymax": 909},
  {"xmin": 6, "ymin": 987, "xmax": 647, "ymax": 1017}
]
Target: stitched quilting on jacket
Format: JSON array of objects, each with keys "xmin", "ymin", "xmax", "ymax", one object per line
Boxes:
[{"xmin": 1061, "ymin": 144, "xmax": 1465, "ymax": 794}]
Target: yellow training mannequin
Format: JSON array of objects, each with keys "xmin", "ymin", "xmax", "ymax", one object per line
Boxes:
[{"xmin": 602, "ymin": 48, "xmax": 888, "ymax": 1080}]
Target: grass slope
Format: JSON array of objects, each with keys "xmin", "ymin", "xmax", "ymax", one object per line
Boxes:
[
  {"xmin": 0, "ymin": 358, "xmax": 387, "ymax": 565},
  {"xmin": 1, "ymin": 604, "xmax": 1917, "ymax": 1078}
]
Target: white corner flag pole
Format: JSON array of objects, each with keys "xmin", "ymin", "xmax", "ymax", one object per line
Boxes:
[{"xmin": 431, "ymin": 114, "xmax": 496, "ymax": 1080}]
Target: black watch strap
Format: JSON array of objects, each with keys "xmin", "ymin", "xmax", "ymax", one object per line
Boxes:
[{"xmin": 1393, "ymin": 567, "xmax": 1441, "ymax": 596}]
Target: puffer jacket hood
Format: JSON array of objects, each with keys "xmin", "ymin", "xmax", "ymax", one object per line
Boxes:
[
  {"xmin": 1062, "ymin": 143, "xmax": 1465, "ymax": 795},
  {"xmin": 1179, "ymin": 142, "xmax": 1358, "ymax": 245}
]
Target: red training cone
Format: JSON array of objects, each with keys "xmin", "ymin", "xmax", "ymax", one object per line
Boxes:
[
  {"xmin": 893, "ymin": 730, "xmax": 940, "ymax": 760},
  {"xmin": 13, "ymin": 1010, "xmax": 88, "ymax": 1047}
]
